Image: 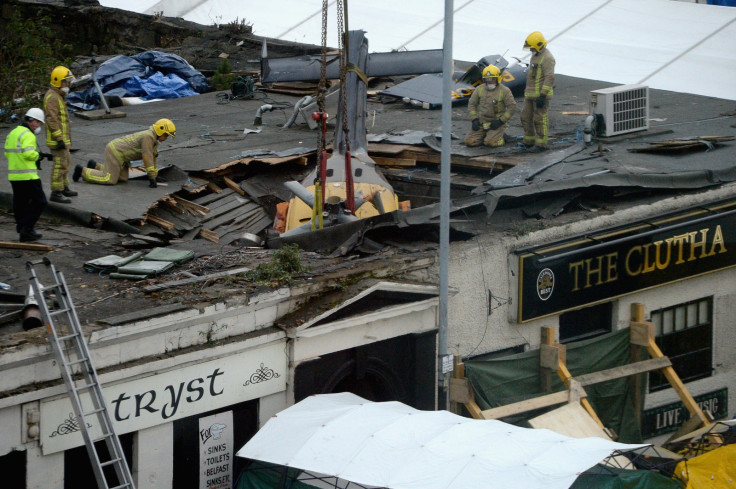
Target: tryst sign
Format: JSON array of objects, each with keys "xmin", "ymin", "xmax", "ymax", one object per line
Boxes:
[
  {"xmin": 516, "ymin": 204, "xmax": 736, "ymax": 322},
  {"xmin": 40, "ymin": 342, "xmax": 286, "ymax": 454},
  {"xmin": 641, "ymin": 388, "xmax": 728, "ymax": 439}
]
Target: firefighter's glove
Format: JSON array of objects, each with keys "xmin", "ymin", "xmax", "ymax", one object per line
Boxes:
[
  {"xmin": 35, "ymin": 156, "xmax": 43, "ymax": 169},
  {"xmin": 148, "ymin": 177, "xmax": 157, "ymax": 188},
  {"xmin": 42, "ymin": 152, "xmax": 54, "ymax": 161},
  {"xmin": 56, "ymin": 140, "xmax": 66, "ymax": 150},
  {"xmin": 536, "ymin": 94, "xmax": 547, "ymax": 108},
  {"xmin": 471, "ymin": 118, "xmax": 480, "ymax": 131},
  {"xmin": 489, "ymin": 119, "xmax": 503, "ymax": 130}
]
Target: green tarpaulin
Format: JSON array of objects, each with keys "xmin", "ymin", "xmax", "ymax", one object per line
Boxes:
[
  {"xmin": 571, "ymin": 465, "xmax": 683, "ymax": 489},
  {"xmin": 465, "ymin": 329, "xmax": 645, "ymax": 442}
]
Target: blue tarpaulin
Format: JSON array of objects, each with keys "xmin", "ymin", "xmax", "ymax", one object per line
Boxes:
[{"xmin": 67, "ymin": 50, "xmax": 209, "ymax": 111}]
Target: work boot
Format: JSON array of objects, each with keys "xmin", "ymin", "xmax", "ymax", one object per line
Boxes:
[
  {"xmin": 528, "ymin": 145, "xmax": 548, "ymax": 153},
  {"xmin": 19, "ymin": 232, "xmax": 40, "ymax": 242},
  {"xmin": 87, "ymin": 159, "xmax": 98, "ymax": 169},
  {"xmin": 72, "ymin": 164, "xmax": 83, "ymax": 182},
  {"xmin": 62, "ymin": 187, "xmax": 78, "ymax": 197},
  {"xmin": 50, "ymin": 191, "xmax": 72, "ymax": 204}
]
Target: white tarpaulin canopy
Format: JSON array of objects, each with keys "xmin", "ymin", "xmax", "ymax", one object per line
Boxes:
[
  {"xmin": 99, "ymin": 0, "xmax": 736, "ymax": 101},
  {"xmin": 236, "ymin": 393, "xmax": 646, "ymax": 489}
]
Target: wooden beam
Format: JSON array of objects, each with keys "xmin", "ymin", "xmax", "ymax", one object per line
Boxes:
[
  {"xmin": 480, "ymin": 391, "xmax": 570, "ymax": 420},
  {"xmin": 0, "ymin": 241, "xmax": 53, "ymax": 251},
  {"xmin": 223, "ymin": 177, "xmax": 245, "ymax": 196},
  {"xmin": 199, "ymin": 228, "xmax": 220, "ymax": 243},
  {"xmin": 573, "ymin": 357, "xmax": 672, "ymax": 386},
  {"xmin": 143, "ymin": 266, "xmax": 250, "ymax": 293},
  {"xmin": 145, "ymin": 214, "xmax": 175, "ymax": 230},
  {"xmin": 449, "ymin": 378, "xmax": 471, "ymax": 404},
  {"xmin": 207, "ymin": 181, "xmax": 223, "ymax": 194},
  {"xmin": 372, "ymin": 156, "xmax": 417, "ymax": 167},
  {"xmin": 172, "ymin": 194, "xmax": 210, "ymax": 215}
]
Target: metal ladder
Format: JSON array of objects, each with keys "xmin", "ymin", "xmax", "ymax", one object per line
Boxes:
[{"xmin": 27, "ymin": 258, "xmax": 135, "ymax": 489}]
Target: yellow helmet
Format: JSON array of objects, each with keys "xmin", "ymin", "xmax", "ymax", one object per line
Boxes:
[
  {"xmin": 524, "ymin": 31, "xmax": 547, "ymax": 53},
  {"xmin": 482, "ymin": 65, "xmax": 503, "ymax": 84},
  {"xmin": 50, "ymin": 66, "xmax": 74, "ymax": 87},
  {"xmin": 153, "ymin": 118, "xmax": 176, "ymax": 139}
]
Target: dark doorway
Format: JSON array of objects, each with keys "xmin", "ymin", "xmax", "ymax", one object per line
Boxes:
[
  {"xmin": 294, "ymin": 331, "xmax": 436, "ymax": 410},
  {"xmin": 0, "ymin": 449, "xmax": 26, "ymax": 489},
  {"xmin": 64, "ymin": 433, "xmax": 133, "ymax": 489}
]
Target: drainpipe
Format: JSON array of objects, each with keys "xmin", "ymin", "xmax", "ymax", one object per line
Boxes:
[{"xmin": 22, "ymin": 285, "xmax": 43, "ymax": 331}]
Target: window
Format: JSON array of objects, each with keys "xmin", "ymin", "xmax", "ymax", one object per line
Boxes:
[
  {"xmin": 648, "ymin": 297, "xmax": 713, "ymax": 392},
  {"xmin": 559, "ymin": 302, "xmax": 612, "ymax": 343}
]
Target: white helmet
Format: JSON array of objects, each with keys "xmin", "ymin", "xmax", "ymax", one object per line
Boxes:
[{"xmin": 25, "ymin": 108, "xmax": 46, "ymax": 124}]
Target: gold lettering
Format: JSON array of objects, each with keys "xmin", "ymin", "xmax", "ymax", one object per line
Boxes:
[
  {"xmin": 641, "ymin": 244, "xmax": 656, "ymax": 274},
  {"xmin": 569, "ymin": 260, "xmax": 585, "ymax": 291},
  {"xmin": 671, "ymin": 233, "xmax": 690, "ymax": 264},
  {"xmin": 688, "ymin": 229, "xmax": 709, "ymax": 261},
  {"xmin": 604, "ymin": 252, "xmax": 618, "ymax": 283},
  {"xmin": 653, "ymin": 239, "xmax": 672, "ymax": 270},
  {"xmin": 710, "ymin": 225, "xmax": 727, "ymax": 255},
  {"xmin": 625, "ymin": 246, "xmax": 642, "ymax": 276},
  {"xmin": 585, "ymin": 256, "xmax": 604, "ymax": 287}
]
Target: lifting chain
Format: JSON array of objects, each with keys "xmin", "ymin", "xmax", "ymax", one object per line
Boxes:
[{"xmin": 336, "ymin": 0, "xmax": 350, "ymax": 155}]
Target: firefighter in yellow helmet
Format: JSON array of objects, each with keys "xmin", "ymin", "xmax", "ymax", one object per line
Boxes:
[
  {"xmin": 73, "ymin": 119, "xmax": 175, "ymax": 187},
  {"xmin": 464, "ymin": 65, "xmax": 517, "ymax": 148},
  {"xmin": 520, "ymin": 31, "xmax": 555, "ymax": 152},
  {"xmin": 43, "ymin": 66, "xmax": 76, "ymax": 203}
]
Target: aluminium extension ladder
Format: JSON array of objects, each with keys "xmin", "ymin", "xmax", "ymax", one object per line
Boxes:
[{"xmin": 27, "ymin": 258, "xmax": 135, "ymax": 489}]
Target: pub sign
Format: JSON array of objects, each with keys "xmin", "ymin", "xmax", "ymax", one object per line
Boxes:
[{"xmin": 517, "ymin": 202, "xmax": 736, "ymax": 322}]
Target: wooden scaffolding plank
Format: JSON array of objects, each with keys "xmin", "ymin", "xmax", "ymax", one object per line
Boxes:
[
  {"xmin": 573, "ymin": 356, "xmax": 672, "ymax": 386},
  {"xmin": 480, "ymin": 391, "xmax": 571, "ymax": 420}
]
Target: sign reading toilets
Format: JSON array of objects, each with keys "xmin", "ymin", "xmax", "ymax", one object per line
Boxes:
[
  {"xmin": 199, "ymin": 411, "xmax": 234, "ymax": 489},
  {"xmin": 40, "ymin": 342, "xmax": 285, "ymax": 454}
]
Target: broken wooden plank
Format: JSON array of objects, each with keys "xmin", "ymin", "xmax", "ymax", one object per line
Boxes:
[
  {"xmin": 145, "ymin": 214, "xmax": 175, "ymax": 230},
  {"xmin": 373, "ymin": 156, "xmax": 417, "ymax": 167},
  {"xmin": 171, "ymin": 195, "xmax": 210, "ymax": 215},
  {"xmin": 207, "ymin": 181, "xmax": 223, "ymax": 194},
  {"xmin": 198, "ymin": 228, "xmax": 220, "ymax": 243},
  {"xmin": 143, "ymin": 266, "xmax": 253, "ymax": 292},
  {"xmin": 223, "ymin": 176, "xmax": 246, "ymax": 196},
  {"xmin": 0, "ymin": 241, "xmax": 53, "ymax": 251}
]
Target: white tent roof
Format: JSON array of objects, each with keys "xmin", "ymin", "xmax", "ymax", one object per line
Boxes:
[
  {"xmin": 236, "ymin": 393, "xmax": 646, "ymax": 489},
  {"xmin": 99, "ymin": 0, "xmax": 736, "ymax": 101}
]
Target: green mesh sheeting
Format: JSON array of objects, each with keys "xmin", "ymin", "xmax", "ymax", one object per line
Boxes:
[
  {"xmin": 236, "ymin": 462, "xmax": 320, "ymax": 489},
  {"xmin": 465, "ymin": 329, "xmax": 645, "ymax": 443},
  {"xmin": 571, "ymin": 464, "xmax": 683, "ymax": 489}
]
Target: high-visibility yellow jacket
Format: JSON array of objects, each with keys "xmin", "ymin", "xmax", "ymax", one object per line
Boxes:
[
  {"xmin": 43, "ymin": 86, "xmax": 71, "ymax": 149},
  {"xmin": 107, "ymin": 127, "xmax": 159, "ymax": 178},
  {"xmin": 4, "ymin": 124, "xmax": 40, "ymax": 182},
  {"xmin": 524, "ymin": 48, "xmax": 556, "ymax": 99},
  {"xmin": 468, "ymin": 83, "xmax": 517, "ymax": 124}
]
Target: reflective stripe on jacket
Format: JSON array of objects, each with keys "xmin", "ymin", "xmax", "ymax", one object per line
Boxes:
[
  {"xmin": 524, "ymin": 48, "xmax": 556, "ymax": 99},
  {"xmin": 468, "ymin": 83, "xmax": 517, "ymax": 124},
  {"xmin": 5, "ymin": 125, "xmax": 40, "ymax": 181},
  {"xmin": 107, "ymin": 127, "xmax": 159, "ymax": 178},
  {"xmin": 44, "ymin": 87, "xmax": 71, "ymax": 148}
]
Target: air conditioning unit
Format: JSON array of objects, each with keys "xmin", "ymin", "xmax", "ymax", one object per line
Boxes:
[{"xmin": 590, "ymin": 84, "xmax": 649, "ymax": 137}]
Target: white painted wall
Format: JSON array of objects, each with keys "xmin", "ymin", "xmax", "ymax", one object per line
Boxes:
[{"xmin": 448, "ymin": 183, "xmax": 736, "ymax": 433}]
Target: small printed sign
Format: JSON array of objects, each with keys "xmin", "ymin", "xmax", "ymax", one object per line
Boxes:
[{"xmin": 199, "ymin": 411, "xmax": 234, "ymax": 489}]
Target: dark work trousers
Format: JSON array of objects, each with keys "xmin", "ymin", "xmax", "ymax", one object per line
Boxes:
[{"xmin": 10, "ymin": 180, "xmax": 48, "ymax": 235}]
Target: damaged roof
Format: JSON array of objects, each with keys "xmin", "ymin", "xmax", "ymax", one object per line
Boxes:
[{"xmin": 1, "ymin": 6, "xmax": 736, "ymax": 344}]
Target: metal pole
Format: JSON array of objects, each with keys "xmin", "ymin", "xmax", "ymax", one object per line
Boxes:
[{"xmin": 438, "ymin": 0, "xmax": 454, "ymax": 411}]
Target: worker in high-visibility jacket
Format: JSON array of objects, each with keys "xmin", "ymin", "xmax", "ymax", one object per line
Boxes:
[
  {"xmin": 43, "ymin": 66, "xmax": 77, "ymax": 203},
  {"xmin": 73, "ymin": 119, "xmax": 175, "ymax": 187},
  {"xmin": 4, "ymin": 109, "xmax": 50, "ymax": 242},
  {"xmin": 464, "ymin": 65, "xmax": 517, "ymax": 148},
  {"xmin": 520, "ymin": 31, "xmax": 555, "ymax": 152}
]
